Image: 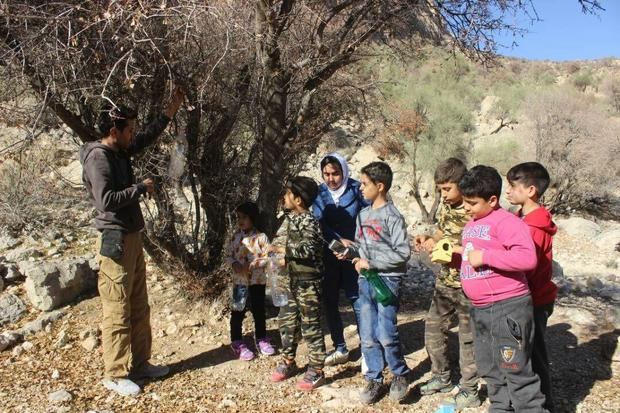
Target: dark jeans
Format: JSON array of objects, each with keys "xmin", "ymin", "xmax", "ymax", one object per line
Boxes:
[
  {"xmin": 533, "ymin": 302, "xmax": 554, "ymax": 412},
  {"xmin": 471, "ymin": 294, "xmax": 548, "ymax": 413},
  {"xmin": 230, "ymin": 284, "xmax": 266, "ymax": 342},
  {"xmin": 358, "ymin": 275, "xmax": 410, "ymax": 383},
  {"xmin": 322, "ymin": 255, "xmax": 361, "ymax": 351}
]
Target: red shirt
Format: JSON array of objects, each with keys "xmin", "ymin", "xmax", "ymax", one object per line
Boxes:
[{"xmin": 519, "ymin": 207, "xmax": 558, "ymax": 307}]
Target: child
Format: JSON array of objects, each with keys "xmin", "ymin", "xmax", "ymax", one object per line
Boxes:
[
  {"xmin": 269, "ymin": 176, "xmax": 326, "ymax": 391},
  {"xmin": 228, "ymin": 202, "xmax": 275, "ymax": 360},
  {"xmin": 458, "ymin": 165, "xmax": 548, "ymax": 412},
  {"xmin": 342, "ymin": 161, "xmax": 411, "ymax": 404},
  {"xmin": 506, "ymin": 162, "xmax": 557, "ymax": 412},
  {"xmin": 414, "ymin": 158, "xmax": 480, "ymax": 410}
]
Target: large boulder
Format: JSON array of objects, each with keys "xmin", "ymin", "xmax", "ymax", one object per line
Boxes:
[
  {"xmin": 5, "ymin": 246, "xmax": 43, "ymax": 263},
  {"xmin": 594, "ymin": 229, "xmax": 620, "ymax": 253},
  {"xmin": 23, "ymin": 258, "xmax": 96, "ymax": 311},
  {"xmin": 0, "ymin": 293, "xmax": 27, "ymax": 326},
  {"xmin": 556, "ymin": 217, "xmax": 601, "ymax": 239}
]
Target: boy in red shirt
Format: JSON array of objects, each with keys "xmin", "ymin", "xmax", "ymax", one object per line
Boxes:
[{"xmin": 506, "ymin": 162, "xmax": 558, "ymax": 412}]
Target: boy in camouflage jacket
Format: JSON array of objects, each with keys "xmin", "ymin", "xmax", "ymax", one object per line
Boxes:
[
  {"xmin": 269, "ymin": 176, "xmax": 326, "ymax": 391},
  {"xmin": 414, "ymin": 158, "xmax": 480, "ymax": 410}
]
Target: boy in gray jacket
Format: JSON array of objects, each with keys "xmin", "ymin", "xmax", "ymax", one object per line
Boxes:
[{"xmin": 337, "ymin": 161, "xmax": 411, "ymax": 404}]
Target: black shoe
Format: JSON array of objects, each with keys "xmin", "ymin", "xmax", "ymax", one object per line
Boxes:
[
  {"xmin": 360, "ymin": 380, "xmax": 383, "ymax": 405},
  {"xmin": 389, "ymin": 374, "xmax": 409, "ymax": 401}
]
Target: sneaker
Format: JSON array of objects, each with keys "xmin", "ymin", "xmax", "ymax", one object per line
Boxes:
[
  {"xmin": 256, "ymin": 338, "xmax": 276, "ymax": 356},
  {"xmin": 231, "ymin": 340, "xmax": 255, "ymax": 361},
  {"xmin": 444, "ymin": 389, "xmax": 482, "ymax": 411},
  {"xmin": 325, "ymin": 349, "xmax": 349, "ymax": 366},
  {"xmin": 359, "ymin": 380, "xmax": 383, "ymax": 405},
  {"xmin": 130, "ymin": 362, "xmax": 170, "ymax": 379},
  {"xmin": 296, "ymin": 367, "xmax": 325, "ymax": 391},
  {"xmin": 420, "ymin": 376, "xmax": 453, "ymax": 395},
  {"xmin": 270, "ymin": 360, "xmax": 297, "ymax": 382},
  {"xmin": 101, "ymin": 378, "xmax": 141, "ymax": 397},
  {"xmin": 389, "ymin": 374, "xmax": 409, "ymax": 401}
]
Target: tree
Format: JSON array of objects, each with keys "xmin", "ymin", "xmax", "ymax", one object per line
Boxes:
[
  {"xmin": 524, "ymin": 87, "xmax": 620, "ymax": 217},
  {"xmin": 0, "ymin": 0, "xmax": 604, "ymax": 289}
]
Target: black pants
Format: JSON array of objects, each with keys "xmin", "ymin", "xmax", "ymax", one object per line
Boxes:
[
  {"xmin": 230, "ymin": 284, "xmax": 267, "ymax": 342},
  {"xmin": 471, "ymin": 294, "xmax": 548, "ymax": 413},
  {"xmin": 532, "ymin": 302, "xmax": 554, "ymax": 412}
]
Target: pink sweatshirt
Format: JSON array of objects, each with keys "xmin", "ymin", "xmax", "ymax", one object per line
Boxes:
[{"xmin": 460, "ymin": 208, "xmax": 537, "ymax": 307}]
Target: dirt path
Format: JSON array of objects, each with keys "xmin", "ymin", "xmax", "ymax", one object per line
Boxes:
[{"xmin": 1, "ymin": 262, "xmax": 619, "ymax": 413}]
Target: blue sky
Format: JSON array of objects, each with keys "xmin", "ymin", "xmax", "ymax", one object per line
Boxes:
[{"xmin": 494, "ymin": 0, "xmax": 620, "ymax": 61}]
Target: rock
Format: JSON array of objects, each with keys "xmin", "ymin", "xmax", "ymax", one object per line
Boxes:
[
  {"xmin": 55, "ymin": 330, "xmax": 71, "ymax": 348},
  {"xmin": 0, "ymin": 232, "xmax": 20, "ymax": 252},
  {"xmin": 0, "ymin": 276, "xmax": 3, "ymax": 292},
  {"xmin": 23, "ymin": 258, "xmax": 96, "ymax": 311},
  {"xmin": 12, "ymin": 344, "xmax": 24, "ymax": 357},
  {"xmin": 594, "ymin": 229, "xmax": 620, "ymax": 253},
  {"xmin": 79, "ymin": 327, "xmax": 100, "ymax": 341},
  {"xmin": 217, "ymin": 399, "xmax": 237, "ymax": 409},
  {"xmin": 57, "ymin": 159, "xmax": 82, "ymax": 185},
  {"xmin": 81, "ymin": 335, "xmax": 100, "ymax": 352},
  {"xmin": 165, "ymin": 324, "xmax": 178, "ymax": 336},
  {"xmin": 586, "ymin": 275, "xmax": 604, "ymax": 290},
  {"xmin": 563, "ymin": 308, "xmax": 597, "ymax": 331},
  {"xmin": 20, "ymin": 310, "xmax": 65, "ymax": 336},
  {"xmin": 556, "ymin": 217, "xmax": 601, "ymax": 239},
  {"xmin": 0, "ymin": 331, "xmax": 22, "ymax": 352},
  {"xmin": 52, "ymin": 369, "xmax": 61, "ymax": 379},
  {"xmin": 5, "ymin": 246, "xmax": 43, "ymax": 263},
  {"xmin": 48, "ymin": 389, "xmax": 73, "ymax": 402},
  {"xmin": 21, "ymin": 341, "xmax": 34, "ymax": 352},
  {"xmin": 0, "ymin": 293, "xmax": 27, "ymax": 326}
]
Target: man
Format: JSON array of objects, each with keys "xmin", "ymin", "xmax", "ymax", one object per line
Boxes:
[{"xmin": 79, "ymin": 86, "xmax": 184, "ymax": 396}]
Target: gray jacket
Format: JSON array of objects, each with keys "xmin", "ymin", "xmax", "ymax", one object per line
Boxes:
[
  {"xmin": 79, "ymin": 114, "xmax": 170, "ymax": 233},
  {"xmin": 351, "ymin": 202, "xmax": 411, "ymax": 275}
]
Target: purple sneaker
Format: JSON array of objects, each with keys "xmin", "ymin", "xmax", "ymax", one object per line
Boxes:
[
  {"xmin": 257, "ymin": 338, "xmax": 276, "ymax": 356},
  {"xmin": 231, "ymin": 341, "xmax": 255, "ymax": 361}
]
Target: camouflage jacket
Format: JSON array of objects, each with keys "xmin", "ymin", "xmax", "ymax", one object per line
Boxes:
[
  {"xmin": 436, "ymin": 201, "xmax": 470, "ymax": 288},
  {"xmin": 282, "ymin": 211, "xmax": 324, "ymax": 280}
]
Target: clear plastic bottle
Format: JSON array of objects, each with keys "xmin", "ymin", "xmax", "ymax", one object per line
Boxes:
[
  {"xmin": 267, "ymin": 253, "xmax": 288, "ymax": 307},
  {"xmin": 434, "ymin": 402, "xmax": 456, "ymax": 413},
  {"xmin": 231, "ymin": 284, "xmax": 249, "ymax": 311}
]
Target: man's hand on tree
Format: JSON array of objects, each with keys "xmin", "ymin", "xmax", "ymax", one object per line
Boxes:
[{"xmin": 142, "ymin": 178, "xmax": 155, "ymax": 193}]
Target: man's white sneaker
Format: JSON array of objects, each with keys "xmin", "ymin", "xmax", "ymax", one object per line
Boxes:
[
  {"xmin": 325, "ymin": 349, "xmax": 350, "ymax": 366},
  {"xmin": 102, "ymin": 378, "xmax": 141, "ymax": 397},
  {"xmin": 131, "ymin": 362, "xmax": 170, "ymax": 379}
]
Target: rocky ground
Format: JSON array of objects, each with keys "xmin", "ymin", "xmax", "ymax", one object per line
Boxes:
[{"xmin": 1, "ymin": 219, "xmax": 619, "ymax": 413}]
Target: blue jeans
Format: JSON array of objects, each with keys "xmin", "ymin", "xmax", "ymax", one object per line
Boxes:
[
  {"xmin": 323, "ymin": 255, "xmax": 361, "ymax": 351},
  {"xmin": 358, "ymin": 275, "xmax": 410, "ymax": 382}
]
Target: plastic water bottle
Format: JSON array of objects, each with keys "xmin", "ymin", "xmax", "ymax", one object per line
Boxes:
[
  {"xmin": 231, "ymin": 284, "xmax": 249, "ymax": 311},
  {"xmin": 434, "ymin": 402, "xmax": 456, "ymax": 413},
  {"xmin": 267, "ymin": 253, "xmax": 288, "ymax": 307},
  {"xmin": 360, "ymin": 269, "xmax": 396, "ymax": 306}
]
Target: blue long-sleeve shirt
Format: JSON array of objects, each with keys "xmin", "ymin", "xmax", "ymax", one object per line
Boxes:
[{"xmin": 312, "ymin": 179, "xmax": 369, "ymax": 243}]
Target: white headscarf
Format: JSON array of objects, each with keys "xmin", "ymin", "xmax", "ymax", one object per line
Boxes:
[{"xmin": 320, "ymin": 152, "xmax": 350, "ymax": 205}]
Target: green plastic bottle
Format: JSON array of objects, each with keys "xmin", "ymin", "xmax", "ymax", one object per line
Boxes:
[{"xmin": 361, "ymin": 269, "xmax": 397, "ymax": 306}]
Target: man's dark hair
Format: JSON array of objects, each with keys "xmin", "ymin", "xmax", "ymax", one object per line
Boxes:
[
  {"xmin": 236, "ymin": 201, "xmax": 259, "ymax": 226},
  {"xmin": 97, "ymin": 104, "xmax": 138, "ymax": 136},
  {"xmin": 286, "ymin": 176, "xmax": 319, "ymax": 208},
  {"xmin": 458, "ymin": 165, "xmax": 502, "ymax": 201},
  {"xmin": 320, "ymin": 155, "xmax": 343, "ymax": 173},
  {"xmin": 434, "ymin": 158, "xmax": 467, "ymax": 184},
  {"xmin": 506, "ymin": 162, "xmax": 551, "ymax": 198},
  {"xmin": 361, "ymin": 161, "xmax": 393, "ymax": 191}
]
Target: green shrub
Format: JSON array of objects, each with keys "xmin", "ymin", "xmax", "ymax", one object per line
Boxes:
[
  {"xmin": 472, "ymin": 137, "xmax": 521, "ymax": 174},
  {"xmin": 572, "ymin": 70, "xmax": 598, "ymax": 91}
]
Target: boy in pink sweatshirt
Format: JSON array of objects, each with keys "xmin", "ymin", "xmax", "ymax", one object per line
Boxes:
[{"xmin": 458, "ymin": 165, "xmax": 548, "ymax": 413}]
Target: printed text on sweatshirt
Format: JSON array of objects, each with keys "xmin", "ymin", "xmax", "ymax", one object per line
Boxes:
[{"xmin": 460, "ymin": 208, "xmax": 537, "ymax": 307}]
